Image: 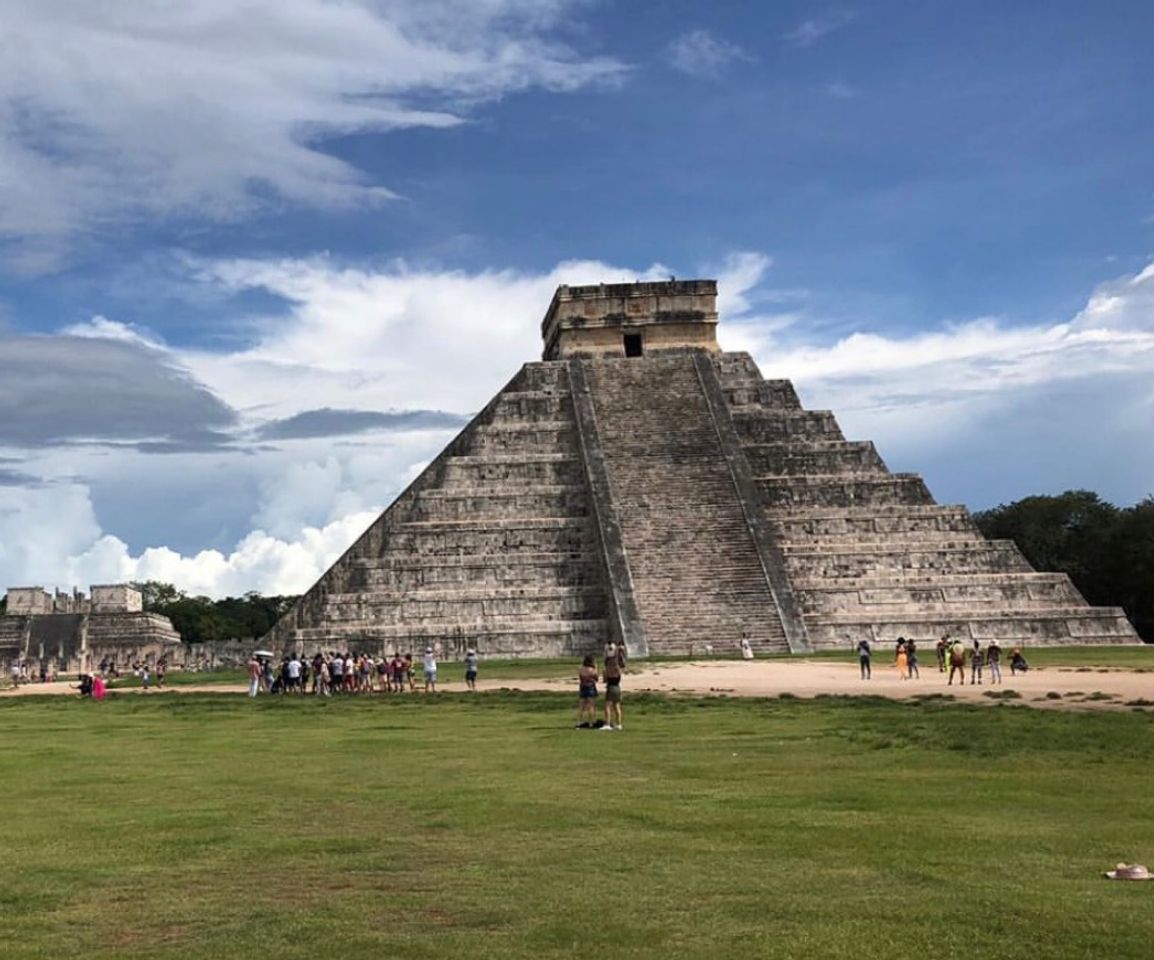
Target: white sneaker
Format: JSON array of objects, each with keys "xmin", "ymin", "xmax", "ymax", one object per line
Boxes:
[{"xmin": 600, "ymin": 724, "xmax": 614, "ymax": 731}]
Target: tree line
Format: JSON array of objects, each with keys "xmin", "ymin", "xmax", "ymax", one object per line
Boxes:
[
  {"xmin": 135, "ymin": 581, "xmax": 298, "ymax": 645},
  {"xmin": 974, "ymin": 490, "xmax": 1153, "ymax": 642}
]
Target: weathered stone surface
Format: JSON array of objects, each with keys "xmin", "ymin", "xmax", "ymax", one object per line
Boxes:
[{"xmin": 264, "ymin": 280, "xmax": 1140, "ymax": 657}]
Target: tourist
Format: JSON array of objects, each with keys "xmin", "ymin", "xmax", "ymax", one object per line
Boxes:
[
  {"xmin": 856, "ymin": 637, "xmax": 872, "ymax": 679},
  {"xmin": 907, "ymin": 638, "xmax": 920, "ymax": 679},
  {"xmin": 287, "ymin": 654, "xmax": 302, "ymax": 693},
  {"xmin": 464, "ymin": 648, "xmax": 479, "ymax": 692},
  {"xmin": 299, "ymin": 655, "xmax": 311, "ymax": 693},
  {"xmin": 317, "ymin": 657, "xmax": 331, "ymax": 696},
  {"xmin": 987, "ymin": 640, "xmax": 1003, "ymax": 684},
  {"xmin": 576, "ymin": 654, "xmax": 598, "ymax": 728},
  {"xmin": 92, "ymin": 673, "xmax": 107, "ymax": 700},
  {"xmin": 390, "ymin": 651, "xmax": 406, "ymax": 692},
  {"xmin": 970, "ymin": 641, "xmax": 984, "ymax": 685},
  {"xmin": 156, "ymin": 659, "xmax": 167, "ymax": 688},
  {"xmin": 247, "ymin": 655, "xmax": 261, "ymax": 697},
  {"xmin": 1010, "ymin": 647, "xmax": 1030, "ymax": 675},
  {"xmin": 261, "ymin": 658, "xmax": 274, "ymax": 693},
  {"xmin": 739, "ymin": 636, "xmax": 754, "ymax": 660},
  {"xmin": 376, "ymin": 656, "xmax": 389, "ymax": 692},
  {"xmin": 75, "ymin": 673, "xmax": 94, "ymax": 697},
  {"xmin": 895, "ymin": 638, "xmax": 908, "ymax": 680},
  {"xmin": 330, "ymin": 652, "xmax": 344, "ymax": 693},
  {"xmin": 936, "ymin": 635, "xmax": 948, "ymax": 673},
  {"xmin": 423, "ymin": 647, "xmax": 438, "ymax": 693},
  {"xmin": 404, "ymin": 652, "xmax": 416, "ymax": 692},
  {"xmin": 947, "ymin": 638, "xmax": 966, "ymax": 686},
  {"xmin": 603, "ymin": 643, "xmax": 625, "ymax": 730},
  {"xmin": 141, "ymin": 664, "xmax": 151, "ymax": 691}
]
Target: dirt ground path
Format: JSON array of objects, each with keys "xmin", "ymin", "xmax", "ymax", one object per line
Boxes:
[{"xmin": 5, "ymin": 659, "xmax": 1151, "ymax": 710}]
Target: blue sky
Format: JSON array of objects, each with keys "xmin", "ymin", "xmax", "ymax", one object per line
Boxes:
[{"xmin": 1, "ymin": 1, "xmax": 1152, "ymax": 597}]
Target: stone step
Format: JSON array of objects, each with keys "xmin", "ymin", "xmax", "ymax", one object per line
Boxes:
[
  {"xmin": 490, "ymin": 391, "xmax": 572, "ymax": 421},
  {"xmin": 772, "ymin": 505, "xmax": 978, "ymax": 538},
  {"xmin": 292, "ymin": 618, "xmax": 610, "ymax": 659},
  {"xmin": 441, "ymin": 454, "xmax": 585, "ymax": 487},
  {"xmin": 374, "ymin": 521, "xmax": 597, "ymax": 557},
  {"xmin": 469, "ymin": 422, "xmax": 577, "ymax": 453},
  {"xmin": 798, "ymin": 577, "xmax": 1086, "ymax": 615},
  {"xmin": 782, "ymin": 541, "xmax": 1032, "ymax": 578},
  {"xmin": 755, "ymin": 474, "xmax": 934, "ymax": 508},
  {"xmin": 792, "ymin": 571, "xmax": 1073, "ymax": 590},
  {"xmin": 320, "ymin": 591, "xmax": 607, "ymax": 625},
  {"xmin": 805, "ymin": 607, "xmax": 1138, "ymax": 649},
  {"xmin": 410, "ymin": 486, "xmax": 591, "ymax": 522},
  {"xmin": 348, "ymin": 555, "xmax": 605, "ymax": 590},
  {"xmin": 742, "ymin": 440, "xmax": 886, "ymax": 476},
  {"xmin": 731, "ymin": 409, "xmax": 844, "ymax": 443}
]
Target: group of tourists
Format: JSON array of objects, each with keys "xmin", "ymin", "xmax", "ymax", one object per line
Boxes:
[
  {"xmin": 247, "ymin": 647, "xmax": 478, "ymax": 697},
  {"xmin": 576, "ymin": 642, "xmax": 626, "ymax": 730},
  {"xmin": 855, "ymin": 634, "xmax": 1031, "ymax": 684}
]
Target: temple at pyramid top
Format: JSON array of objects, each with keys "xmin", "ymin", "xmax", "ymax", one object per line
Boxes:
[
  {"xmin": 264, "ymin": 278, "xmax": 1139, "ymax": 659},
  {"xmin": 542, "ymin": 279, "xmax": 719, "ymax": 360}
]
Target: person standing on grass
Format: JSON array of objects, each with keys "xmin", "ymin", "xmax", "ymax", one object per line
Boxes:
[
  {"xmin": 247, "ymin": 655, "xmax": 261, "ymax": 697},
  {"xmin": 970, "ymin": 640, "xmax": 984, "ymax": 685},
  {"xmin": 287, "ymin": 653, "xmax": 301, "ymax": 693},
  {"xmin": 576, "ymin": 654, "xmax": 598, "ymax": 728},
  {"xmin": 602, "ymin": 643, "xmax": 625, "ymax": 730},
  {"xmin": 987, "ymin": 640, "xmax": 1003, "ymax": 684},
  {"xmin": 907, "ymin": 638, "xmax": 920, "ymax": 679},
  {"xmin": 948, "ymin": 639, "xmax": 966, "ymax": 686},
  {"xmin": 423, "ymin": 647, "xmax": 438, "ymax": 693},
  {"xmin": 936, "ymin": 635, "xmax": 948, "ymax": 673},
  {"xmin": 856, "ymin": 637, "xmax": 872, "ymax": 679},
  {"xmin": 464, "ymin": 648, "xmax": 479, "ymax": 692}
]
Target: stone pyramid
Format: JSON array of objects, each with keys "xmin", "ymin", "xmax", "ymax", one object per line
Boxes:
[{"xmin": 265, "ymin": 280, "xmax": 1138, "ymax": 657}]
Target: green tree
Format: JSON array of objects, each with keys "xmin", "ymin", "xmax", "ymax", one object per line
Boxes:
[{"xmin": 975, "ymin": 490, "xmax": 1152, "ymax": 642}]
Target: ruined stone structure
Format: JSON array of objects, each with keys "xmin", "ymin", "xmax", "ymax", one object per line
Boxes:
[
  {"xmin": 1, "ymin": 583, "xmax": 182, "ymax": 674},
  {"xmin": 265, "ymin": 280, "xmax": 1139, "ymax": 658}
]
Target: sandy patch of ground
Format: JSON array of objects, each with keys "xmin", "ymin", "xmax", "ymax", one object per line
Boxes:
[{"xmin": 4, "ymin": 659, "xmax": 1151, "ymax": 710}]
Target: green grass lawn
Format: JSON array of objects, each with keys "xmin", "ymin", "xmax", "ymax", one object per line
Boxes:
[{"xmin": 1, "ymin": 691, "xmax": 1153, "ymax": 959}]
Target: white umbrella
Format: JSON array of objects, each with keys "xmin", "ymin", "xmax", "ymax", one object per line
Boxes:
[{"xmin": 253, "ymin": 650, "xmax": 275, "ymax": 658}]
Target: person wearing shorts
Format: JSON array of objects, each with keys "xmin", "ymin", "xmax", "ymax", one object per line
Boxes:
[
  {"xmin": 464, "ymin": 648, "xmax": 478, "ymax": 692},
  {"xmin": 602, "ymin": 643, "xmax": 624, "ymax": 730},
  {"xmin": 422, "ymin": 648, "xmax": 438, "ymax": 693},
  {"xmin": 576, "ymin": 655, "xmax": 598, "ymax": 728}
]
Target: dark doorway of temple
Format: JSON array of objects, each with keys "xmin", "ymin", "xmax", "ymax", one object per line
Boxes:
[{"xmin": 623, "ymin": 333, "xmax": 643, "ymax": 357}]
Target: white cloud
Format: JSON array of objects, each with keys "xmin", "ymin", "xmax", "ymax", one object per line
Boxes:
[
  {"xmin": 0, "ymin": 1, "xmax": 626, "ymax": 262},
  {"xmin": 666, "ymin": 29, "xmax": 750, "ymax": 78},
  {"xmin": 784, "ymin": 9, "xmax": 856, "ymax": 48},
  {"xmin": 184, "ymin": 255, "xmax": 675, "ymax": 421}
]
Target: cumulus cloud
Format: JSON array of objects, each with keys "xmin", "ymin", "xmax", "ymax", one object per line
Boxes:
[
  {"xmin": 183, "ymin": 255, "xmax": 678, "ymax": 420},
  {"xmin": 0, "ymin": 0, "xmax": 626, "ymax": 263},
  {"xmin": 784, "ymin": 9, "xmax": 856, "ymax": 48},
  {"xmin": 666, "ymin": 29, "xmax": 750, "ymax": 78}
]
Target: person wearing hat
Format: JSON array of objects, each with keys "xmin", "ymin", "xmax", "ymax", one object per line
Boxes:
[
  {"xmin": 422, "ymin": 646, "xmax": 438, "ymax": 693},
  {"xmin": 986, "ymin": 640, "xmax": 1002, "ymax": 684}
]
